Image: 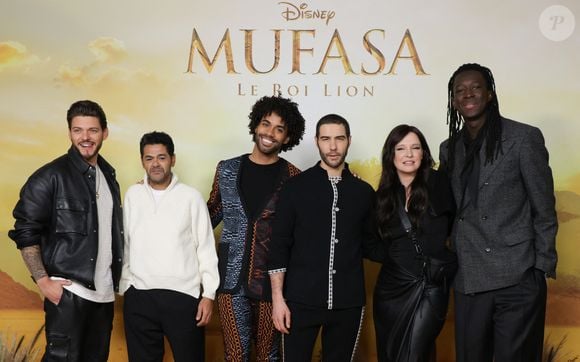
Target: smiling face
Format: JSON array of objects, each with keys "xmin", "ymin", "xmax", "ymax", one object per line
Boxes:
[
  {"xmin": 142, "ymin": 143, "xmax": 175, "ymax": 190},
  {"xmin": 316, "ymin": 123, "xmax": 351, "ymax": 176},
  {"xmin": 68, "ymin": 116, "xmax": 108, "ymax": 166},
  {"xmin": 393, "ymin": 132, "xmax": 423, "ymax": 180},
  {"xmin": 452, "ymin": 70, "xmax": 493, "ymax": 133},
  {"xmin": 253, "ymin": 112, "xmax": 289, "ymax": 158}
]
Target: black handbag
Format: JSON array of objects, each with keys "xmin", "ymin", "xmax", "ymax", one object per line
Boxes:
[{"xmin": 397, "ymin": 203, "xmax": 457, "ymax": 285}]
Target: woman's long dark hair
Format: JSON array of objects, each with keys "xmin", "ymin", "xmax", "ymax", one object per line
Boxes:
[{"xmin": 376, "ymin": 125, "xmax": 434, "ymax": 238}]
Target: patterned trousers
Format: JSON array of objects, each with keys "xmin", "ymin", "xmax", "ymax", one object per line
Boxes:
[{"xmin": 217, "ymin": 293, "xmax": 280, "ymax": 361}]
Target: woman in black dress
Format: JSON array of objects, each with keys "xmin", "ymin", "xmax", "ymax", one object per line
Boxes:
[{"xmin": 369, "ymin": 125, "xmax": 455, "ymax": 362}]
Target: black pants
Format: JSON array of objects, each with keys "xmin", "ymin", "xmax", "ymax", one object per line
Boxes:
[
  {"xmin": 454, "ymin": 267, "xmax": 547, "ymax": 362},
  {"xmin": 123, "ymin": 287, "xmax": 205, "ymax": 362},
  {"xmin": 43, "ymin": 289, "xmax": 114, "ymax": 362},
  {"xmin": 282, "ymin": 302, "xmax": 364, "ymax": 362}
]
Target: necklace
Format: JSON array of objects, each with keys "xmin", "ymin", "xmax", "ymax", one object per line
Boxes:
[{"xmin": 95, "ymin": 167, "xmax": 101, "ymax": 199}]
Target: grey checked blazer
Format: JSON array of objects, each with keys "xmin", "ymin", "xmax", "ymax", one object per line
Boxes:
[{"xmin": 440, "ymin": 118, "xmax": 558, "ymax": 294}]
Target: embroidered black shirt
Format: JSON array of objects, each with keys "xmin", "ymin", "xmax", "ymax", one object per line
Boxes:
[{"xmin": 269, "ymin": 162, "xmax": 375, "ymax": 309}]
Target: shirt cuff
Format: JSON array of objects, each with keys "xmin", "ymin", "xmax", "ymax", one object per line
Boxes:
[{"xmin": 268, "ymin": 268, "xmax": 286, "ymax": 275}]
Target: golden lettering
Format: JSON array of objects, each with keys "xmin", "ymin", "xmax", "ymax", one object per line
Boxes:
[
  {"xmin": 185, "ymin": 28, "xmax": 238, "ymax": 74},
  {"xmin": 316, "ymin": 29, "xmax": 355, "ymax": 75},
  {"xmin": 363, "ymin": 86, "xmax": 374, "ymax": 96},
  {"xmin": 272, "ymin": 83, "xmax": 309, "ymax": 96},
  {"xmin": 237, "ymin": 83, "xmax": 259, "ymax": 96},
  {"xmin": 323, "ymin": 83, "xmax": 375, "ymax": 97},
  {"xmin": 187, "ymin": 28, "xmax": 427, "ymax": 77},
  {"xmin": 361, "ymin": 29, "xmax": 386, "ymax": 75},
  {"xmin": 387, "ymin": 29, "xmax": 428, "ymax": 75},
  {"xmin": 244, "ymin": 29, "xmax": 282, "ymax": 74},
  {"xmin": 291, "ymin": 30, "xmax": 315, "ymax": 74}
]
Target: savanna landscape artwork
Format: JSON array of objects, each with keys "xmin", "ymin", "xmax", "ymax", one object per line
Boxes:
[{"xmin": 1, "ymin": 0, "xmax": 579, "ymax": 360}]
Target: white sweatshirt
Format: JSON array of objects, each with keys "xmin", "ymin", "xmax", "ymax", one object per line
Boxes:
[{"xmin": 120, "ymin": 174, "xmax": 219, "ymax": 300}]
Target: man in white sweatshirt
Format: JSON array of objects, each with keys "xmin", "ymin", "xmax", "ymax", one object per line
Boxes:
[{"xmin": 120, "ymin": 131, "xmax": 219, "ymax": 362}]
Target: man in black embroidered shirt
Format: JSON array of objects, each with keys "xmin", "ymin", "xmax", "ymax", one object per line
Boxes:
[{"xmin": 268, "ymin": 114, "xmax": 375, "ymax": 362}]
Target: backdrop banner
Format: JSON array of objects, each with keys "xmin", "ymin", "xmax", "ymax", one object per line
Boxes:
[{"xmin": 1, "ymin": 1, "xmax": 579, "ymax": 361}]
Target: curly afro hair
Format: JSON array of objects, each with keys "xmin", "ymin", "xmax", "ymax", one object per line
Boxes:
[{"xmin": 248, "ymin": 96, "xmax": 306, "ymax": 152}]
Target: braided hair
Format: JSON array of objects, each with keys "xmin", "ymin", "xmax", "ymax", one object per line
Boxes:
[{"xmin": 446, "ymin": 63, "xmax": 502, "ymax": 171}]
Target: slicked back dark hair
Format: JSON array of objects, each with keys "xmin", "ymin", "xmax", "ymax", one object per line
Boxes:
[
  {"xmin": 248, "ymin": 95, "xmax": 306, "ymax": 152},
  {"xmin": 315, "ymin": 114, "xmax": 351, "ymax": 138},
  {"xmin": 140, "ymin": 131, "xmax": 175, "ymax": 157},
  {"xmin": 446, "ymin": 63, "xmax": 502, "ymax": 171},
  {"xmin": 66, "ymin": 100, "xmax": 107, "ymax": 130},
  {"xmin": 376, "ymin": 125, "xmax": 433, "ymax": 235}
]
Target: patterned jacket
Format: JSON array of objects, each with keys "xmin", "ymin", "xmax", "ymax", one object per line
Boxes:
[{"xmin": 207, "ymin": 154, "xmax": 300, "ymax": 300}]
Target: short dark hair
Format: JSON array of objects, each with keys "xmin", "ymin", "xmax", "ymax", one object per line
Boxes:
[
  {"xmin": 315, "ymin": 114, "xmax": 350, "ymax": 138},
  {"xmin": 140, "ymin": 131, "xmax": 175, "ymax": 157},
  {"xmin": 248, "ymin": 96, "xmax": 306, "ymax": 152},
  {"xmin": 66, "ymin": 100, "xmax": 107, "ymax": 130}
]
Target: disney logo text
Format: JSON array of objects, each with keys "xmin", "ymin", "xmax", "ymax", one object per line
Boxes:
[{"xmin": 279, "ymin": 2, "xmax": 336, "ymax": 25}]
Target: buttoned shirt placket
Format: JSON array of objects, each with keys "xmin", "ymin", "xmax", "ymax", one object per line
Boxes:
[{"xmin": 327, "ymin": 175, "xmax": 341, "ymax": 310}]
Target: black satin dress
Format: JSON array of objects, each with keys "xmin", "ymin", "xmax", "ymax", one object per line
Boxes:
[{"xmin": 371, "ymin": 170, "xmax": 455, "ymax": 362}]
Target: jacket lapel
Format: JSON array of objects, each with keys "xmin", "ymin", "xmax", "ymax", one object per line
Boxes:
[
  {"xmin": 451, "ymin": 138, "xmax": 472, "ymax": 212},
  {"xmin": 478, "ymin": 133, "xmax": 515, "ymax": 188},
  {"xmin": 454, "ymin": 119, "xmax": 517, "ymax": 211}
]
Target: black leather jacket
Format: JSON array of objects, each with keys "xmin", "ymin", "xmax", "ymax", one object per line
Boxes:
[{"xmin": 8, "ymin": 147, "xmax": 123, "ymax": 291}]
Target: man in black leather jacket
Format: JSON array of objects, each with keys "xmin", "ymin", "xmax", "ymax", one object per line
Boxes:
[{"xmin": 8, "ymin": 100, "xmax": 123, "ymax": 362}]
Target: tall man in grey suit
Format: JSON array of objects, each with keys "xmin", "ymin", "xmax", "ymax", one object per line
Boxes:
[{"xmin": 440, "ymin": 63, "xmax": 557, "ymax": 362}]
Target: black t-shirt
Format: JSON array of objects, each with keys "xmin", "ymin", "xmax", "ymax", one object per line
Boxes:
[{"xmin": 240, "ymin": 157, "xmax": 282, "ymax": 220}]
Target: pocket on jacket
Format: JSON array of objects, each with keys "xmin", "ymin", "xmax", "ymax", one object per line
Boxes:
[
  {"xmin": 501, "ymin": 226, "xmax": 534, "ymax": 246},
  {"xmin": 55, "ymin": 198, "xmax": 88, "ymax": 235}
]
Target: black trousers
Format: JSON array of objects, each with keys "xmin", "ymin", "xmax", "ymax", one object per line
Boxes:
[
  {"xmin": 43, "ymin": 289, "xmax": 114, "ymax": 362},
  {"xmin": 123, "ymin": 287, "xmax": 205, "ymax": 362},
  {"xmin": 454, "ymin": 267, "xmax": 547, "ymax": 362},
  {"xmin": 282, "ymin": 301, "xmax": 364, "ymax": 362}
]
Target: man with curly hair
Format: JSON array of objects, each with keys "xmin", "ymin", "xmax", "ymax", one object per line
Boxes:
[{"xmin": 207, "ymin": 95, "xmax": 306, "ymax": 361}]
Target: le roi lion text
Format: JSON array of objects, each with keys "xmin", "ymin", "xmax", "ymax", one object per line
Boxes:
[{"xmin": 185, "ymin": 28, "xmax": 429, "ymax": 97}]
